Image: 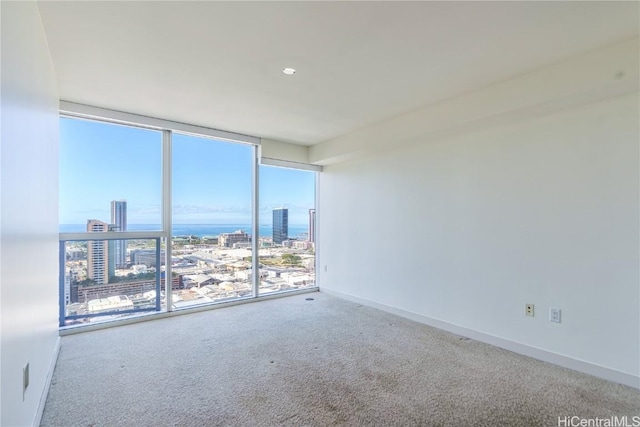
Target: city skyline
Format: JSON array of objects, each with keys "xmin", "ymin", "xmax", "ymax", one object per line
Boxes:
[{"xmin": 59, "ymin": 117, "xmax": 315, "ymax": 227}]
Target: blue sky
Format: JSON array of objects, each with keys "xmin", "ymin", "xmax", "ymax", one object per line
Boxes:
[{"xmin": 59, "ymin": 118, "xmax": 315, "ymax": 227}]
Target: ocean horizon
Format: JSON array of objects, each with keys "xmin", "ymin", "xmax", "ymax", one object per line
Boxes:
[{"xmin": 59, "ymin": 223, "xmax": 309, "ymax": 238}]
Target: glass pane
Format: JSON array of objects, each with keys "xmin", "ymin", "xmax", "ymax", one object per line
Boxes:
[
  {"xmin": 59, "ymin": 117, "xmax": 162, "ymax": 232},
  {"xmin": 170, "ymin": 134, "xmax": 253, "ymax": 309},
  {"xmin": 61, "ymin": 238, "xmax": 163, "ymax": 325},
  {"xmin": 259, "ymin": 166, "xmax": 316, "ymax": 294}
]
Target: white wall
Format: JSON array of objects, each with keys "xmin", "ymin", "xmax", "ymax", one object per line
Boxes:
[
  {"xmin": 318, "ymin": 92, "xmax": 639, "ymax": 387},
  {"xmin": 1, "ymin": 1, "xmax": 60, "ymax": 426}
]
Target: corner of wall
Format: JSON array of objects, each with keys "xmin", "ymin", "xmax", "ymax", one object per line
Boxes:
[{"xmin": 260, "ymin": 138, "xmax": 310, "ymax": 165}]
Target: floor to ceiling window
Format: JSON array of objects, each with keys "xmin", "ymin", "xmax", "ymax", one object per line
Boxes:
[
  {"xmin": 59, "ymin": 117, "xmax": 164, "ymax": 325},
  {"xmin": 258, "ymin": 165, "xmax": 316, "ymax": 293},
  {"xmin": 170, "ymin": 133, "xmax": 253, "ymax": 308},
  {"xmin": 58, "ymin": 109, "xmax": 318, "ymax": 327}
]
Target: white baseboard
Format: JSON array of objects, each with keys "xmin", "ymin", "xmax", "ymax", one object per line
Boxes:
[
  {"xmin": 320, "ymin": 288, "xmax": 640, "ymax": 390},
  {"xmin": 33, "ymin": 336, "xmax": 61, "ymax": 427}
]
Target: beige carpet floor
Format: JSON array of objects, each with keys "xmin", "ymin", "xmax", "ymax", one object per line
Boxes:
[{"xmin": 41, "ymin": 292, "xmax": 639, "ymax": 426}]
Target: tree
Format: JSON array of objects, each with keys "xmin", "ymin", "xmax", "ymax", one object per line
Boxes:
[
  {"xmin": 281, "ymin": 253, "xmax": 301, "ymax": 265},
  {"xmin": 78, "ymin": 278, "xmax": 96, "ymax": 287}
]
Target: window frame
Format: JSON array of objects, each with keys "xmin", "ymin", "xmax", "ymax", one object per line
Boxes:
[{"xmin": 58, "ymin": 102, "xmax": 317, "ymax": 329}]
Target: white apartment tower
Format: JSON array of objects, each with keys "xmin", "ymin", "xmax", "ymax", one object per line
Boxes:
[{"xmin": 87, "ymin": 219, "xmax": 109, "ymax": 284}]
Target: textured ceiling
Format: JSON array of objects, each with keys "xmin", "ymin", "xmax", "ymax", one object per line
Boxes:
[{"xmin": 38, "ymin": 1, "xmax": 639, "ymax": 145}]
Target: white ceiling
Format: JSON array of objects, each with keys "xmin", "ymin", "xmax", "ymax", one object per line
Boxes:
[{"xmin": 37, "ymin": 1, "xmax": 638, "ymax": 146}]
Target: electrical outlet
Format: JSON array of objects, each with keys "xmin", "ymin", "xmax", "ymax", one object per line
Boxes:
[
  {"xmin": 549, "ymin": 307, "xmax": 561, "ymax": 323},
  {"xmin": 324, "ymin": 265, "xmax": 327, "ymax": 273},
  {"xmin": 23, "ymin": 362, "xmax": 29, "ymax": 399},
  {"xmin": 525, "ymin": 304, "xmax": 534, "ymax": 317}
]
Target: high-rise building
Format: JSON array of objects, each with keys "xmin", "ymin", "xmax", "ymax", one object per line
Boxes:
[
  {"xmin": 111, "ymin": 200, "xmax": 127, "ymax": 268},
  {"xmin": 87, "ymin": 219, "xmax": 109, "ymax": 284},
  {"xmin": 272, "ymin": 208, "xmax": 288, "ymax": 245},
  {"xmin": 308, "ymin": 208, "xmax": 316, "ymax": 243},
  {"xmin": 107, "ymin": 224, "xmax": 117, "ymax": 280}
]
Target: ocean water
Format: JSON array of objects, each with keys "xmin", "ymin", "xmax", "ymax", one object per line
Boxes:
[{"xmin": 60, "ymin": 224, "xmax": 309, "ymax": 239}]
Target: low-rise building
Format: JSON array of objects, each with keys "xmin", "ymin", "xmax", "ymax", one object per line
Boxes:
[
  {"xmin": 281, "ymin": 272, "xmax": 314, "ymax": 286},
  {"xmin": 235, "ymin": 270, "xmax": 252, "ymax": 281},
  {"xmin": 130, "ymin": 249, "xmax": 166, "ymax": 267},
  {"xmin": 293, "ymin": 241, "xmax": 311, "ymax": 250},
  {"xmin": 219, "ymin": 230, "xmax": 250, "ymax": 248},
  {"xmin": 87, "ymin": 295, "xmax": 134, "ymax": 314}
]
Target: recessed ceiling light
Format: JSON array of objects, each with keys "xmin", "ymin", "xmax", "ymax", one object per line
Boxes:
[{"xmin": 282, "ymin": 67, "xmax": 296, "ymax": 75}]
